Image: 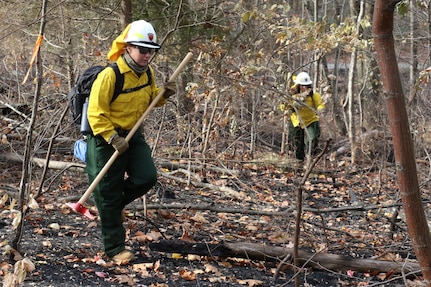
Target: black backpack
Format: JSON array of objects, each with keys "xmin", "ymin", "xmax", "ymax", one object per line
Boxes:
[{"xmin": 68, "ymin": 63, "xmax": 152, "ymax": 127}]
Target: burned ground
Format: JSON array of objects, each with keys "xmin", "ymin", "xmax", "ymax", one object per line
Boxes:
[{"xmin": 0, "ymin": 154, "xmax": 427, "ymax": 287}]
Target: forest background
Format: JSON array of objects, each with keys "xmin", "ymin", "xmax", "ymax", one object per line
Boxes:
[
  {"xmin": 1, "ymin": 0, "xmax": 430, "ymax": 166},
  {"xmin": 2, "ymin": 0, "xmax": 431, "ymax": 286}
]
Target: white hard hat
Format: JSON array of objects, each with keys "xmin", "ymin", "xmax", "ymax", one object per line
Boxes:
[
  {"xmin": 124, "ymin": 20, "xmax": 160, "ymax": 49},
  {"xmin": 294, "ymin": 72, "xmax": 313, "ymax": 86}
]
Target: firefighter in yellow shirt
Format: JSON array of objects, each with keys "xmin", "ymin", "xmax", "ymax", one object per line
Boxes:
[
  {"xmin": 281, "ymin": 72, "xmax": 325, "ymax": 161},
  {"xmin": 86, "ymin": 20, "xmax": 176, "ymax": 263}
]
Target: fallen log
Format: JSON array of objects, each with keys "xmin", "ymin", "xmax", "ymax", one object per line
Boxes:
[
  {"xmin": 157, "ymin": 159, "xmax": 240, "ymax": 176},
  {"xmin": 0, "ymin": 153, "xmax": 85, "ymax": 171},
  {"xmin": 160, "ymin": 173, "xmax": 244, "ymax": 199},
  {"xmin": 149, "ymin": 240, "xmax": 421, "ymax": 275}
]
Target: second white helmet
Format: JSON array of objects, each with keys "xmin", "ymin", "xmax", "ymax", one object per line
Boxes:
[
  {"xmin": 124, "ymin": 20, "xmax": 160, "ymax": 49},
  {"xmin": 294, "ymin": 72, "xmax": 313, "ymax": 86}
]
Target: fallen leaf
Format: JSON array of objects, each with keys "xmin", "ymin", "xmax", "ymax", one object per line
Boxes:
[
  {"xmin": 245, "ymin": 223, "xmax": 259, "ymax": 231},
  {"xmin": 42, "ymin": 241, "xmax": 52, "ymax": 248},
  {"xmin": 172, "ymin": 253, "xmax": 183, "ymax": 259},
  {"xmin": 133, "ymin": 263, "xmax": 152, "ymax": 277},
  {"xmin": 180, "ymin": 228, "xmax": 196, "ymax": 243},
  {"xmin": 95, "ymin": 257, "xmax": 107, "ymax": 266},
  {"xmin": 28, "ymin": 196, "xmax": 39, "ymax": 209},
  {"xmin": 237, "ymin": 279, "xmax": 264, "ymax": 286},
  {"xmin": 43, "ymin": 204, "xmax": 55, "ymax": 210},
  {"xmin": 4, "ymin": 245, "xmax": 22, "ymax": 261},
  {"xmin": 19, "ymin": 258, "xmax": 35, "ymax": 272},
  {"xmin": 113, "ymin": 274, "xmax": 135, "ymax": 284},
  {"xmin": 190, "ymin": 212, "xmax": 209, "ymax": 223},
  {"xmin": 0, "ymin": 194, "xmax": 8, "ymax": 206},
  {"xmin": 153, "ymin": 260, "xmax": 161, "ymax": 272},
  {"xmin": 87, "ymin": 221, "xmax": 97, "ymax": 228},
  {"xmin": 48, "ymin": 223, "xmax": 60, "ymax": 230},
  {"xmin": 11, "ymin": 211, "xmax": 22, "ymax": 229},
  {"xmin": 204, "ymin": 263, "xmax": 222, "ymax": 275},
  {"xmin": 158, "ymin": 209, "xmax": 175, "ymax": 219},
  {"xmin": 133, "ymin": 230, "xmax": 162, "ymax": 243},
  {"xmin": 3, "ymin": 272, "xmax": 14, "ymax": 286},
  {"xmin": 187, "ymin": 254, "xmax": 200, "ymax": 261},
  {"xmin": 208, "ymin": 276, "xmax": 227, "ymax": 283},
  {"xmin": 95, "ymin": 271, "xmax": 108, "ymax": 278},
  {"xmin": 179, "ymin": 269, "xmax": 196, "ymax": 281},
  {"xmin": 259, "ymin": 215, "xmax": 271, "ymax": 223}
]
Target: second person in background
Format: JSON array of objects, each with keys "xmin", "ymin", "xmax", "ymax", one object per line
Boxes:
[{"xmin": 287, "ymin": 71, "xmax": 325, "ymax": 161}]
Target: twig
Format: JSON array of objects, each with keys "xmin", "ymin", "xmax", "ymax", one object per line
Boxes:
[
  {"xmin": 290, "ymin": 139, "xmax": 331, "ymax": 287},
  {"xmin": 35, "ymin": 103, "xmax": 70, "ymax": 198}
]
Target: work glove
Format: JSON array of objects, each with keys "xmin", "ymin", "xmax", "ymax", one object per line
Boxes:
[
  {"xmin": 162, "ymin": 81, "xmax": 177, "ymax": 98},
  {"xmin": 291, "ymin": 93, "xmax": 305, "ymax": 108},
  {"xmin": 109, "ymin": 134, "xmax": 129, "ymax": 154},
  {"xmin": 291, "ymin": 100, "xmax": 302, "ymax": 108}
]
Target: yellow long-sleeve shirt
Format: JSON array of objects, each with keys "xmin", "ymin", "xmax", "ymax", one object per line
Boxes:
[
  {"xmin": 87, "ymin": 56, "xmax": 166, "ymax": 142},
  {"xmin": 280, "ymin": 91, "xmax": 325, "ymax": 128}
]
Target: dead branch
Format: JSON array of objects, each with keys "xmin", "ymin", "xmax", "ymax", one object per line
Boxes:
[
  {"xmin": 0, "ymin": 153, "xmax": 85, "ymax": 171},
  {"xmin": 149, "ymin": 240, "xmax": 421, "ymax": 275},
  {"xmin": 54, "ymin": 200, "xmax": 407, "ymax": 218},
  {"xmin": 156, "ymin": 159, "xmax": 240, "ymax": 176}
]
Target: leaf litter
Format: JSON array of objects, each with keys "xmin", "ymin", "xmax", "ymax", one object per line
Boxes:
[{"xmin": 1, "ymin": 158, "xmax": 429, "ymax": 286}]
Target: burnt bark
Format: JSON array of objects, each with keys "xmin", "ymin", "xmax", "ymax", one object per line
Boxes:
[{"xmin": 373, "ymin": 1, "xmax": 431, "ymax": 285}]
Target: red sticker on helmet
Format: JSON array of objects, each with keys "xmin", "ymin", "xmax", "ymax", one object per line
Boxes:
[{"xmin": 148, "ymin": 33, "xmax": 154, "ymax": 41}]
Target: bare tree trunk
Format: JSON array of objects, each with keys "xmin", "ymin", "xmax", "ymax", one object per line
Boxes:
[
  {"xmin": 373, "ymin": 1, "xmax": 431, "ymax": 285},
  {"xmin": 344, "ymin": 0, "xmax": 365, "ymax": 164},
  {"xmin": 429, "ymin": 2, "xmax": 431, "ymax": 62},
  {"xmin": 248, "ymin": 90, "xmax": 255, "ymax": 157},
  {"xmin": 202, "ymin": 91, "xmax": 219, "ymax": 156},
  {"xmin": 281, "ymin": 114, "xmax": 288, "ymax": 154},
  {"xmin": 120, "ymin": 0, "xmax": 132, "ymax": 28},
  {"xmin": 291, "ymin": 0, "xmax": 300, "ymax": 14},
  {"xmin": 362, "ymin": 0, "xmax": 381, "ymax": 131},
  {"xmin": 330, "ymin": 1, "xmax": 348, "ymax": 137},
  {"xmin": 409, "ymin": 0, "xmax": 418, "ymax": 92},
  {"xmin": 312, "ymin": 0, "xmax": 320, "ymax": 90}
]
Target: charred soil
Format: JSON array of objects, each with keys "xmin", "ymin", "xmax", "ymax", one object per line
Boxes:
[{"xmin": 0, "ymin": 156, "xmax": 427, "ymax": 287}]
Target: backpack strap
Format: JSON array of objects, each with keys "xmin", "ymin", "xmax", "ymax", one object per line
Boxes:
[
  {"xmin": 108, "ymin": 63, "xmax": 124, "ymax": 104},
  {"xmin": 108, "ymin": 64, "xmax": 153, "ymax": 102},
  {"xmin": 122, "ymin": 68, "xmax": 152, "ymax": 93}
]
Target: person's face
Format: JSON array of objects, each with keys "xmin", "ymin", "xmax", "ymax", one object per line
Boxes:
[
  {"xmin": 126, "ymin": 45, "xmax": 155, "ymax": 67},
  {"xmin": 299, "ymin": 84, "xmax": 311, "ymax": 91}
]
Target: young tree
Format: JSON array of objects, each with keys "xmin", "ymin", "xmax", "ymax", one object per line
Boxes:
[
  {"xmin": 12, "ymin": 0, "xmax": 48, "ymax": 253},
  {"xmin": 373, "ymin": 0, "xmax": 431, "ymax": 284}
]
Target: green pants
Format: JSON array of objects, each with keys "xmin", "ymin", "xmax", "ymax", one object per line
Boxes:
[
  {"xmin": 289, "ymin": 121, "xmax": 321, "ymax": 160},
  {"xmin": 85, "ymin": 131, "xmax": 157, "ymax": 257}
]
